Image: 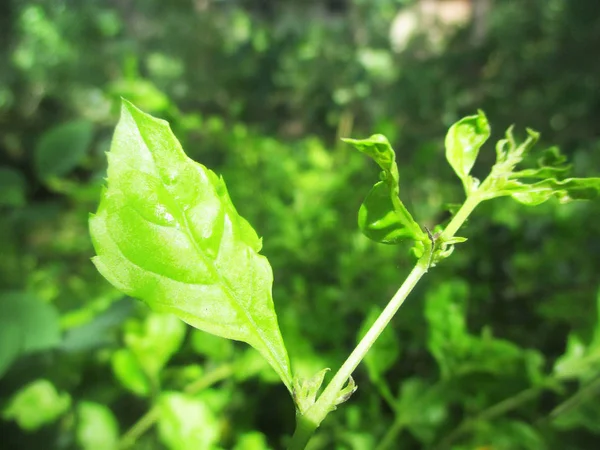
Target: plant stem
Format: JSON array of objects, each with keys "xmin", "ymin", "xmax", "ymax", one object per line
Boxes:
[
  {"xmin": 118, "ymin": 363, "xmax": 234, "ymax": 449},
  {"xmin": 440, "ymin": 194, "xmax": 481, "ymax": 241},
  {"xmin": 288, "ymin": 190, "xmax": 484, "ymax": 449},
  {"xmin": 433, "ymin": 385, "xmax": 544, "ymax": 450},
  {"xmin": 375, "ymin": 416, "xmax": 405, "ymax": 450},
  {"xmin": 547, "ymin": 375, "xmax": 600, "ymax": 421},
  {"xmin": 288, "ymin": 254, "xmax": 431, "ymax": 450}
]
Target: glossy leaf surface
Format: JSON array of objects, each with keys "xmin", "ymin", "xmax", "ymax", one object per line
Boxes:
[
  {"xmin": 445, "ymin": 111, "xmax": 490, "ymax": 192},
  {"xmin": 90, "ymin": 100, "xmax": 292, "ymax": 391},
  {"xmin": 343, "ymin": 134, "xmax": 425, "ymax": 245}
]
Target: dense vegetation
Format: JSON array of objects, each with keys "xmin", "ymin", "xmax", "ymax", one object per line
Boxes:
[{"xmin": 1, "ymin": 0, "xmax": 600, "ymax": 449}]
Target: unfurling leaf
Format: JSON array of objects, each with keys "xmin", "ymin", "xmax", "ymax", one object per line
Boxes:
[
  {"xmin": 479, "ymin": 126, "xmax": 600, "ymax": 205},
  {"xmin": 445, "ymin": 110, "xmax": 490, "ymax": 193},
  {"xmin": 90, "ymin": 100, "xmax": 292, "ymax": 392},
  {"xmin": 334, "ymin": 376, "xmax": 357, "ymax": 408},
  {"xmin": 505, "ymin": 178, "xmax": 600, "ymax": 206},
  {"xmin": 343, "ymin": 134, "xmax": 427, "ymax": 250},
  {"xmin": 293, "ymin": 368, "xmax": 330, "ymax": 414}
]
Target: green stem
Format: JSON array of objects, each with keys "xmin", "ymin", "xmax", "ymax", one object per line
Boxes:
[
  {"xmin": 288, "ymin": 254, "xmax": 431, "ymax": 450},
  {"xmin": 118, "ymin": 364, "xmax": 234, "ymax": 449},
  {"xmin": 434, "ymin": 385, "xmax": 544, "ymax": 450},
  {"xmin": 548, "ymin": 375, "xmax": 600, "ymax": 421},
  {"xmin": 440, "ymin": 194, "xmax": 481, "ymax": 241},
  {"xmin": 374, "ymin": 378, "xmax": 398, "ymax": 413},
  {"xmin": 375, "ymin": 416, "xmax": 405, "ymax": 450}
]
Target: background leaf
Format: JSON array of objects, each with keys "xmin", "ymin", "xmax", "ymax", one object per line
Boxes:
[
  {"xmin": 2, "ymin": 380, "xmax": 71, "ymax": 431},
  {"xmin": 76, "ymin": 402, "xmax": 119, "ymax": 450},
  {"xmin": 0, "ymin": 167, "xmax": 27, "ymax": 207},
  {"xmin": 34, "ymin": 119, "xmax": 93, "ymax": 180},
  {"xmin": 0, "ymin": 291, "xmax": 61, "ymax": 378},
  {"xmin": 157, "ymin": 392, "xmax": 220, "ymax": 450}
]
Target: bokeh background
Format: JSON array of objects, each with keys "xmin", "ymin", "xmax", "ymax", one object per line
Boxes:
[{"xmin": 1, "ymin": 0, "xmax": 600, "ymax": 449}]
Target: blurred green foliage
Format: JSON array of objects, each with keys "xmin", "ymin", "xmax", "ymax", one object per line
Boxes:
[{"xmin": 1, "ymin": 0, "xmax": 600, "ymax": 449}]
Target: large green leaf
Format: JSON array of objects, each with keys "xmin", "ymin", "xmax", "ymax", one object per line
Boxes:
[
  {"xmin": 90, "ymin": 100, "xmax": 292, "ymax": 391},
  {"xmin": 343, "ymin": 134, "xmax": 426, "ymax": 247}
]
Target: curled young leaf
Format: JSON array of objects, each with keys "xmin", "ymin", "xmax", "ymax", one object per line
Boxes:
[
  {"xmin": 343, "ymin": 134, "xmax": 427, "ymax": 248},
  {"xmin": 293, "ymin": 368, "xmax": 330, "ymax": 414},
  {"xmin": 506, "ymin": 178, "xmax": 600, "ymax": 206},
  {"xmin": 480, "ymin": 126, "xmax": 600, "ymax": 205},
  {"xmin": 445, "ymin": 110, "xmax": 490, "ymax": 193},
  {"xmin": 334, "ymin": 376, "xmax": 357, "ymax": 408},
  {"xmin": 90, "ymin": 100, "xmax": 292, "ymax": 392}
]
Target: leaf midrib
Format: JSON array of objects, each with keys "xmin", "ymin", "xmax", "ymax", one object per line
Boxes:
[{"xmin": 128, "ymin": 126, "xmax": 289, "ymax": 383}]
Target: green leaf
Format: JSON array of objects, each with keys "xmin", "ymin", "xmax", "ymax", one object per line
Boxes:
[
  {"xmin": 445, "ymin": 111, "xmax": 490, "ymax": 192},
  {"xmin": 157, "ymin": 392, "xmax": 220, "ymax": 450},
  {"xmin": 395, "ymin": 379, "xmax": 448, "ymax": 444},
  {"xmin": 2, "ymin": 379, "xmax": 71, "ymax": 431},
  {"xmin": 111, "ymin": 348, "xmax": 151, "ymax": 396},
  {"xmin": 191, "ymin": 329, "xmax": 235, "ymax": 362},
  {"xmin": 479, "ymin": 127, "xmax": 600, "ymax": 205},
  {"xmin": 503, "ymin": 177, "xmax": 600, "ymax": 206},
  {"xmin": 553, "ymin": 288, "xmax": 600, "ymax": 382},
  {"xmin": 425, "ymin": 281, "xmax": 524, "ymax": 378},
  {"xmin": 0, "ymin": 291, "xmax": 61, "ymax": 378},
  {"xmin": 293, "ymin": 368, "xmax": 330, "ymax": 414},
  {"xmin": 124, "ymin": 312, "xmax": 186, "ymax": 383},
  {"xmin": 234, "ymin": 431, "xmax": 271, "ymax": 450},
  {"xmin": 493, "ymin": 126, "xmax": 540, "ymax": 174},
  {"xmin": 76, "ymin": 402, "xmax": 119, "ymax": 450},
  {"xmin": 34, "ymin": 119, "xmax": 93, "ymax": 180},
  {"xmin": 0, "ymin": 323, "xmax": 21, "ymax": 380},
  {"xmin": 90, "ymin": 100, "xmax": 292, "ymax": 391},
  {"xmin": 466, "ymin": 420, "xmax": 546, "ymax": 450},
  {"xmin": 0, "ymin": 167, "xmax": 27, "ymax": 207},
  {"xmin": 552, "ymin": 393, "xmax": 600, "ymax": 433},
  {"xmin": 357, "ymin": 306, "xmax": 400, "ymax": 382},
  {"xmin": 343, "ymin": 134, "xmax": 426, "ymax": 246}
]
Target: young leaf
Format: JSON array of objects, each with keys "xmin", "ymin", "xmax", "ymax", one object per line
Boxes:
[
  {"xmin": 90, "ymin": 100, "xmax": 293, "ymax": 392},
  {"xmin": 504, "ymin": 177, "xmax": 600, "ymax": 206},
  {"xmin": 342, "ymin": 134, "xmax": 426, "ymax": 246},
  {"xmin": 480, "ymin": 127, "xmax": 600, "ymax": 205},
  {"xmin": 293, "ymin": 368, "xmax": 330, "ymax": 414},
  {"xmin": 445, "ymin": 110, "xmax": 490, "ymax": 193}
]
